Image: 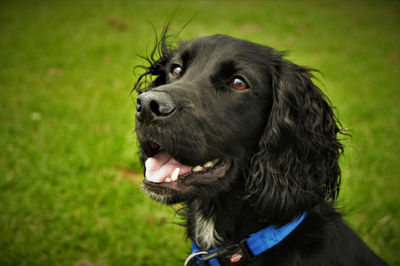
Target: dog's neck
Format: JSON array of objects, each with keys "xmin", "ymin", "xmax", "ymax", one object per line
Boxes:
[
  {"xmin": 187, "ymin": 189, "xmax": 265, "ymax": 250},
  {"xmin": 190, "ymin": 199, "xmax": 224, "ymax": 250}
]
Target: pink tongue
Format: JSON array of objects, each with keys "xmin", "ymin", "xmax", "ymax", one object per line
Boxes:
[{"xmin": 145, "ymin": 150, "xmax": 192, "ymax": 183}]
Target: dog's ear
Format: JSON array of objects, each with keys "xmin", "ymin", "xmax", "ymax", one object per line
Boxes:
[{"xmin": 246, "ymin": 61, "xmax": 343, "ymax": 225}]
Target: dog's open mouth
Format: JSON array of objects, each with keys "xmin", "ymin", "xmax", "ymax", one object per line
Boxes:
[{"xmin": 142, "ymin": 141, "xmax": 231, "ymax": 192}]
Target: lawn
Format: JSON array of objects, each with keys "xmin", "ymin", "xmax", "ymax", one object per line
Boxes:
[{"xmin": 0, "ymin": 1, "xmax": 399, "ymax": 265}]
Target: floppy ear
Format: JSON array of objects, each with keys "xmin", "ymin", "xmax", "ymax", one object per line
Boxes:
[{"xmin": 246, "ymin": 62, "xmax": 343, "ymax": 225}]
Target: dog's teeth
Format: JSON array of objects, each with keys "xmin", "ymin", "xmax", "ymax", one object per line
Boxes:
[
  {"xmin": 165, "ymin": 177, "xmax": 171, "ymax": 183},
  {"xmin": 171, "ymin": 168, "xmax": 179, "ymax": 181},
  {"xmin": 192, "ymin": 165, "xmax": 204, "ymax": 172},
  {"xmin": 203, "ymin": 161, "xmax": 215, "ymax": 168},
  {"xmin": 193, "ymin": 159, "xmax": 220, "ymax": 172}
]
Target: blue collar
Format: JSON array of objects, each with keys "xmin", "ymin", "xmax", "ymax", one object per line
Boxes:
[{"xmin": 187, "ymin": 213, "xmax": 307, "ymax": 266}]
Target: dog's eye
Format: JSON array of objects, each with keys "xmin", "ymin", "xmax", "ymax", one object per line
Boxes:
[
  {"xmin": 171, "ymin": 65, "xmax": 183, "ymax": 78},
  {"xmin": 230, "ymin": 77, "xmax": 247, "ymax": 90}
]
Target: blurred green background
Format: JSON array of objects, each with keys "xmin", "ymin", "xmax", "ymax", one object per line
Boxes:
[{"xmin": 0, "ymin": 1, "xmax": 399, "ymax": 265}]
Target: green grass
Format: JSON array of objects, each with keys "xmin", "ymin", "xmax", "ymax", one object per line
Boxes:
[{"xmin": 0, "ymin": 1, "xmax": 399, "ymax": 265}]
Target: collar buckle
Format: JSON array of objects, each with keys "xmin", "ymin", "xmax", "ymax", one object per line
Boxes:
[{"xmin": 202, "ymin": 239, "xmax": 254, "ymax": 265}]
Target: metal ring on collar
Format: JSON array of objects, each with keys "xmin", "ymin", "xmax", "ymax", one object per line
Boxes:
[{"xmin": 184, "ymin": 251, "xmax": 208, "ymax": 266}]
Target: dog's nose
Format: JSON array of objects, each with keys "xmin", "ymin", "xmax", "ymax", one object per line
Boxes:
[{"xmin": 136, "ymin": 91, "xmax": 176, "ymax": 123}]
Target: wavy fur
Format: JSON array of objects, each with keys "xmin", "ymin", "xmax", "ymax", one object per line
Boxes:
[{"xmin": 246, "ymin": 63, "xmax": 343, "ymax": 225}]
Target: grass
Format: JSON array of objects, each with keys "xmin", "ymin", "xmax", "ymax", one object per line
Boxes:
[{"xmin": 0, "ymin": 1, "xmax": 399, "ymax": 265}]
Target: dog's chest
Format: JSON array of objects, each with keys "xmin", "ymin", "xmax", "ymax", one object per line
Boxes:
[{"xmin": 192, "ymin": 201, "xmax": 223, "ymax": 250}]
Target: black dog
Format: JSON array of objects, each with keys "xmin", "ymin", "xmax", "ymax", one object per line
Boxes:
[{"xmin": 134, "ymin": 32, "xmax": 386, "ymax": 265}]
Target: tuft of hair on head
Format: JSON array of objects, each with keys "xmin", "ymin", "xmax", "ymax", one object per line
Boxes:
[
  {"xmin": 132, "ymin": 24, "xmax": 175, "ymax": 95},
  {"xmin": 131, "ymin": 11, "xmax": 196, "ymax": 95}
]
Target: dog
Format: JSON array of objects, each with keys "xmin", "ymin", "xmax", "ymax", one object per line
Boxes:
[{"xmin": 133, "ymin": 31, "xmax": 386, "ymax": 265}]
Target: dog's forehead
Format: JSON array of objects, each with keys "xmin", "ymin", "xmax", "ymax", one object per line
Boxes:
[
  {"xmin": 179, "ymin": 34, "xmax": 268, "ymax": 62},
  {"xmin": 172, "ymin": 35, "xmax": 276, "ymax": 87}
]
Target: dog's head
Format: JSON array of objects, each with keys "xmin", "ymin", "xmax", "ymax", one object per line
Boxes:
[{"xmin": 134, "ymin": 33, "xmax": 343, "ymax": 223}]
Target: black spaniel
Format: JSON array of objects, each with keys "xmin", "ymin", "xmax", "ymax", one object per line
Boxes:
[{"xmin": 133, "ymin": 30, "xmax": 386, "ymax": 265}]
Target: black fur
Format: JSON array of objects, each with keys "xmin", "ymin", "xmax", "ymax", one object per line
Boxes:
[{"xmin": 134, "ymin": 31, "xmax": 386, "ymax": 265}]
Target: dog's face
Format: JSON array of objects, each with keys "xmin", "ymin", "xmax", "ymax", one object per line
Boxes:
[
  {"xmin": 135, "ymin": 35, "xmax": 275, "ymax": 204},
  {"xmin": 135, "ymin": 34, "xmax": 342, "ymax": 223}
]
